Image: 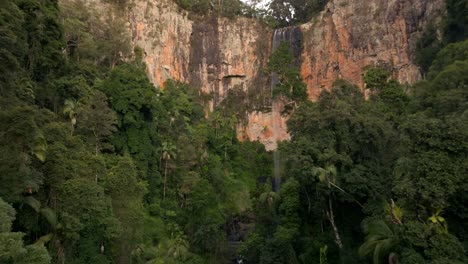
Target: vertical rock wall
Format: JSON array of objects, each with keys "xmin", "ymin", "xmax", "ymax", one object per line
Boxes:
[
  {"xmin": 62, "ymin": 0, "xmax": 445, "ymax": 149},
  {"xmin": 128, "ymin": 0, "xmax": 193, "ymax": 88},
  {"xmin": 241, "ymin": 0, "xmax": 444, "ymax": 149},
  {"xmin": 300, "ymin": 0, "xmax": 444, "ymax": 99},
  {"xmin": 190, "ymin": 16, "xmax": 272, "ymax": 111},
  {"xmin": 80, "ymin": 0, "xmax": 271, "ymax": 104}
]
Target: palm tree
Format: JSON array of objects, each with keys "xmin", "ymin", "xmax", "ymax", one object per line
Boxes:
[
  {"xmin": 23, "ymin": 196, "xmax": 59, "ymax": 247},
  {"xmin": 166, "ymin": 233, "xmax": 189, "ymax": 261},
  {"xmin": 313, "ymin": 164, "xmax": 366, "ymax": 249},
  {"xmin": 359, "ymin": 219, "xmax": 399, "ymax": 264},
  {"xmin": 161, "ymin": 141, "xmax": 177, "ymax": 200},
  {"xmin": 63, "ymin": 99, "xmax": 78, "ymax": 135},
  {"xmin": 31, "ymin": 133, "xmax": 47, "ymax": 162},
  {"xmin": 211, "ymin": 111, "xmax": 222, "ymax": 138},
  {"xmin": 313, "ymin": 164, "xmax": 343, "ymax": 249}
]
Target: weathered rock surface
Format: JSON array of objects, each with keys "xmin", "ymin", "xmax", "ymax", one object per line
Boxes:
[
  {"xmin": 63, "ymin": 0, "xmax": 445, "ymax": 150},
  {"xmin": 300, "ymin": 0, "xmax": 444, "ymax": 99},
  {"xmin": 189, "ymin": 17, "xmax": 271, "ymax": 110},
  {"xmin": 127, "ymin": 0, "xmax": 272, "ymax": 112},
  {"xmin": 237, "ymin": 101, "xmax": 290, "ymax": 151},
  {"xmin": 128, "ymin": 0, "xmax": 193, "ymax": 88},
  {"xmin": 243, "ymin": 0, "xmax": 445, "ymax": 149}
]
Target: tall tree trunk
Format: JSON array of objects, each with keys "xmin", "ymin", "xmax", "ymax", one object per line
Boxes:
[
  {"xmin": 55, "ymin": 239, "xmax": 65, "ymax": 264},
  {"xmin": 94, "ymin": 129, "xmax": 98, "ymax": 183},
  {"xmin": 163, "ymin": 159, "xmax": 168, "ymax": 200},
  {"xmin": 326, "ymin": 198, "xmax": 343, "ymax": 249},
  {"xmin": 389, "ymin": 252, "xmax": 398, "ymax": 264},
  {"xmin": 304, "ymin": 188, "xmax": 312, "ymax": 213}
]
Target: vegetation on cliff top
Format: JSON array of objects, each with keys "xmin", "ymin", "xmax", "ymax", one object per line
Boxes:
[{"xmin": 175, "ymin": 0, "xmax": 327, "ymax": 27}]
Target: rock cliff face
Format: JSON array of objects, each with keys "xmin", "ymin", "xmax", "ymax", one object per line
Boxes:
[
  {"xmin": 237, "ymin": 101, "xmax": 291, "ymax": 151},
  {"xmin": 189, "ymin": 17, "xmax": 271, "ymax": 110},
  {"xmin": 242, "ymin": 0, "xmax": 444, "ymax": 149},
  {"xmin": 125, "ymin": 0, "xmax": 272, "ymax": 111},
  {"xmin": 65, "ymin": 0, "xmax": 444, "ymax": 150},
  {"xmin": 128, "ymin": 0, "xmax": 193, "ymax": 88},
  {"xmin": 300, "ymin": 0, "xmax": 444, "ymax": 99}
]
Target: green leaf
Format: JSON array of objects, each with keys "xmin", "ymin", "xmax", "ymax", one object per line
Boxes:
[
  {"xmin": 35, "ymin": 233, "xmax": 53, "ymax": 246},
  {"xmin": 40, "ymin": 208, "xmax": 57, "ymax": 229},
  {"xmin": 23, "ymin": 196, "xmax": 41, "ymax": 213},
  {"xmin": 32, "ymin": 134, "xmax": 47, "ymax": 162}
]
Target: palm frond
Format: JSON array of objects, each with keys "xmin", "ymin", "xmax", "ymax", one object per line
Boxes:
[
  {"xmin": 35, "ymin": 233, "xmax": 54, "ymax": 246},
  {"xmin": 359, "ymin": 219, "xmax": 398, "ymax": 264},
  {"xmin": 32, "ymin": 134, "xmax": 47, "ymax": 162},
  {"xmin": 40, "ymin": 208, "xmax": 58, "ymax": 229},
  {"xmin": 23, "ymin": 196, "xmax": 41, "ymax": 212}
]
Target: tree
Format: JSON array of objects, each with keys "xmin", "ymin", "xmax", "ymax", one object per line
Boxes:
[
  {"xmin": 62, "ymin": 99, "xmax": 78, "ymax": 134},
  {"xmin": 22, "ymin": 196, "xmax": 59, "ymax": 242},
  {"xmin": 17, "ymin": 0, "xmax": 65, "ymax": 82},
  {"xmin": 56, "ymin": 178, "xmax": 120, "ymax": 263},
  {"xmin": 268, "ymin": 0, "xmax": 327, "ymax": 27},
  {"xmin": 103, "ymin": 155, "xmax": 147, "ymax": 263},
  {"xmin": 267, "ymin": 42, "xmax": 307, "ymax": 111},
  {"xmin": 161, "ymin": 141, "xmax": 177, "ymax": 200},
  {"xmin": 394, "ymin": 114, "xmax": 466, "ymax": 211},
  {"xmin": 319, "ymin": 245, "xmax": 328, "ymax": 264},
  {"xmin": 165, "ymin": 231, "xmax": 190, "ymax": 261},
  {"xmin": 98, "ymin": 16, "xmax": 131, "ymax": 68},
  {"xmin": 0, "ymin": 198, "xmax": 51, "ymax": 264},
  {"xmin": 415, "ymin": 25, "xmax": 442, "ymax": 73},
  {"xmin": 60, "ymin": 0, "xmax": 95, "ymax": 61},
  {"xmin": 0, "ymin": 106, "xmax": 50, "ymax": 202},
  {"xmin": 427, "ymin": 40, "xmax": 468, "ymax": 80},
  {"xmin": 0, "ymin": 1, "xmax": 29, "ymax": 98},
  {"xmin": 277, "ymin": 178, "xmax": 301, "ymax": 238},
  {"xmin": 313, "ymin": 165, "xmax": 343, "ymax": 249},
  {"xmin": 444, "ymin": 0, "xmax": 468, "ymax": 43},
  {"xmin": 77, "ymin": 90, "xmax": 117, "ymax": 155},
  {"xmin": 359, "ymin": 219, "xmax": 399, "ymax": 264},
  {"xmin": 363, "ymin": 67, "xmax": 391, "ymax": 92},
  {"xmin": 97, "ymin": 63, "xmax": 164, "ymax": 193},
  {"xmin": 184, "ymin": 179, "xmax": 224, "ymax": 254}
]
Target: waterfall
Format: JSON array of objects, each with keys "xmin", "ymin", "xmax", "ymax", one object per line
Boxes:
[
  {"xmin": 271, "ymin": 27, "xmax": 303, "ymax": 59},
  {"xmin": 271, "ymin": 84, "xmax": 280, "ymax": 192},
  {"xmin": 270, "ymin": 26, "xmax": 302, "ymax": 193}
]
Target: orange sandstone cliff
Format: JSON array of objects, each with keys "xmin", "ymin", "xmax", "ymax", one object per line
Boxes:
[
  {"xmin": 64, "ymin": 0, "xmax": 444, "ymax": 150},
  {"xmin": 300, "ymin": 0, "xmax": 444, "ymax": 100}
]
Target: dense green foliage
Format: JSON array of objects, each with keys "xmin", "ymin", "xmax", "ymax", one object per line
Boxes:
[
  {"xmin": 242, "ymin": 40, "xmax": 468, "ymax": 263},
  {"xmin": 174, "ymin": 0, "xmax": 327, "ymax": 27},
  {"xmin": 415, "ymin": 0, "xmax": 468, "ymax": 73},
  {"xmin": 175, "ymin": 0, "xmax": 254, "ymax": 19},
  {"xmin": 268, "ymin": 0, "xmax": 327, "ymax": 27},
  {"xmin": 1, "ymin": 0, "xmax": 467, "ymax": 263},
  {"xmin": 0, "ymin": 0, "xmax": 270, "ymax": 263},
  {"xmin": 444, "ymin": 0, "xmax": 468, "ymax": 43}
]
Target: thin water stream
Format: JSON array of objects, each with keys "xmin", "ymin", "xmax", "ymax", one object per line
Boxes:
[{"xmin": 270, "ymin": 26, "xmax": 302, "ymax": 192}]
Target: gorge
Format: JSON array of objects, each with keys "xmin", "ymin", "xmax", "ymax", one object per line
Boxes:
[{"xmin": 2, "ymin": 0, "xmax": 467, "ymax": 263}]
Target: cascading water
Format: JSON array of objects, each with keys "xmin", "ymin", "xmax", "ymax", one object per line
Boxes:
[
  {"xmin": 271, "ymin": 81, "xmax": 280, "ymax": 193},
  {"xmin": 270, "ymin": 26, "xmax": 302, "ymax": 193},
  {"xmin": 271, "ymin": 27, "xmax": 303, "ymax": 58}
]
